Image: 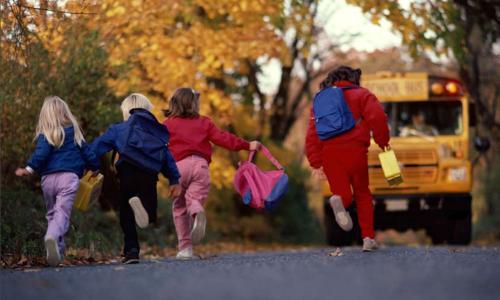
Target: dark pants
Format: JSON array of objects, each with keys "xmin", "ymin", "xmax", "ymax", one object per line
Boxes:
[{"xmin": 117, "ymin": 162, "xmax": 158, "ymax": 254}]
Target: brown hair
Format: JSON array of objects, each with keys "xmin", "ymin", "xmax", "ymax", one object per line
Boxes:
[
  {"xmin": 163, "ymin": 87, "xmax": 200, "ymax": 118},
  {"xmin": 319, "ymin": 65, "xmax": 362, "ymax": 89}
]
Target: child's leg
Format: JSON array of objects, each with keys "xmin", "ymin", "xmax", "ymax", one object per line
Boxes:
[
  {"xmin": 351, "ymin": 149, "xmax": 375, "ymax": 239},
  {"xmin": 117, "ymin": 164, "xmax": 140, "ymax": 254},
  {"xmin": 322, "ymin": 147, "xmax": 354, "ymax": 208},
  {"xmin": 184, "ymin": 157, "xmax": 210, "ymax": 217},
  {"xmin": 172, "ymin": 190, "xmax": 192, "ymax": 250},
  {"xmin": 42, "ymin": 173, "xmax": 80, "ymax": 253},
  {"xmin": 171, "ymin": 157, "xmax": 194, "ymax": 251}
]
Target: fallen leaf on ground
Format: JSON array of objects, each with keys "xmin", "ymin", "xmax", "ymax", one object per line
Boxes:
[
  {"xmin": 23, "ymin": 268, "xmax": 41, "ymax": 273},
  {"xmin": 198, "ymin": 254, "xmax": 218, "ymax": 260},
  {"xmin": 328, "ymin": 248, "xmax": 344, "ymax": 257}
]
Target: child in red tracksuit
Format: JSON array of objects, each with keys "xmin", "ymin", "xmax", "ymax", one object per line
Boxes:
[
  {"xmin": 305, "ymin": 66, "xmax": 390, "ymax": 251},
  {"xmin": 163, "ymin": 87, "xmax": 260, "ymax": 259}
]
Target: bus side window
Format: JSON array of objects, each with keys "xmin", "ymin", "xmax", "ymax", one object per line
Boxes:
[{"xmin": 469, "ymin": 102, "xmax": 476, "ymax": 127}]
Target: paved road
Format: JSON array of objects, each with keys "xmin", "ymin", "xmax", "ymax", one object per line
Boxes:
[{"xmin": 1, "ymin": 246, "xmax": 500, "ymax": 300}]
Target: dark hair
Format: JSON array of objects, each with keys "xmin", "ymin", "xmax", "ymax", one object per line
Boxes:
[
  {"xmin": 319, "ymin": 65, "xmax": 362, "ymax": 89},
  {"xmin": 163, "ymin": 87, "xmax": 200, "ymax": 118}
]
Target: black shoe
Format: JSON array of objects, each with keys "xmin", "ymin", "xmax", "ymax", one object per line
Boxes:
[{"xmin": 122, "ymin": 248, "xmax": 140, "ymax": 264}]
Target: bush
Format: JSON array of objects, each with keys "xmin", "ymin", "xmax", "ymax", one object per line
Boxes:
[{"xmin": 474, "ymin": 156, "xmax": 500, "ymax": 241}]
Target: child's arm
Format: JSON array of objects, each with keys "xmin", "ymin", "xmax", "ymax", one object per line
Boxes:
[
  {"xmin": 18, "ymin": 135, "xmax": 52, "ymax": 176},
  {"xmin": 305, "ymin": 109, "xmax": 323, "ymax": 169},
  {"xmin": 361, "ymin": 92, "xmax": 390, "ymax": 150},
  {"xmin": 160, "ymin": 148, "xmax": 181, "ymax": 186},
  {"xmin": 80, "ymin": 142, "xmax": 100, "ymax": 173},
  {"xmin": 208, "ymin": 120, "xmax": 250, "ymax": 151},
  {"xmin": 90, "ymin": 125, "xmax": 118, "ymax": 158}
]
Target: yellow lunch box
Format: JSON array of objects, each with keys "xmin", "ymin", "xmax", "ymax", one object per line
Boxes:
[
  {"xmin": 378, "ymin": 148, "xmax": 403, "ymax": 186},
  {"xmin": 74, "ymin": 173, "xmax": 104, "ymax": 211}
]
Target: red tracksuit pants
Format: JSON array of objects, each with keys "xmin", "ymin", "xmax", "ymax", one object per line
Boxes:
[{"xmin": 322, "ymin": 146, "xmax": 375, "ymax": 238}]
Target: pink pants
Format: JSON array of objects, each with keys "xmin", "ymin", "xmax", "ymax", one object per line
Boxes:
[
  {"xmin": 41, "ymin": 172, "xmax": 80, "ymax": 253},
  {"xmin": 172, "ymin": 156, "xmax": 210, "ymax": 250}
]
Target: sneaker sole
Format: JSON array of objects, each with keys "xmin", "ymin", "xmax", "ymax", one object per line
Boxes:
[
  {"xmin": 129, "ymin": 197, "xmax": 149, "ymax": 229},
  {"xmin": 45, "ymin": 238, "xmax": 61, "ymax": 267},
  {"xmin": 176, "ymin": 255, "xmax": 195, "ymax": 260},
  {"xmin": 123, "ymin": 259, "xmax": 140, "ymax": 264},
  {"xmin": 190, "ymin": 212, "xmax": 206, "ymax": 244},
  {"xmin": 329, "ymin": 196, "xmax": 353, "ymax": 231}
]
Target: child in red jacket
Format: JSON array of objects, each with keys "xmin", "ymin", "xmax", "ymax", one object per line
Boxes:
[
  {"xmin": 163, "ymin": 88, "xmax": 259, "ymax": 259},
  {"xmin": 305, "ymin": 66, "xmax": 390, "ymax": 251}
]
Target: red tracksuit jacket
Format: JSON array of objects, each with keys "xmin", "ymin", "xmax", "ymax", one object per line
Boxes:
[
  {"xmin": 305, "ymin": 80, "xmax": 390, "ymax": 169},
  {"xmin": 163, "ymin": 116, "xmax": 250, "ymax": 163}
]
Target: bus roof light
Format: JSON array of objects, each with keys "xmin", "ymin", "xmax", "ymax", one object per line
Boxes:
[
  {"xmin": 445, "ymin": 82, "xmax": 459, "ymax": 94},
  {"xmin": 431, "ymin": 82, "xmax": 444, "ymax": 95}
]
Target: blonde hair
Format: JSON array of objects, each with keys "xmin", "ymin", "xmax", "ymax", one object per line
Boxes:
[
  {"xmin": 121, "ymin": 93, "xmax": 153, "ymax": 120},
  {"xmin": 35, "ymin": 96, "xmax": 85, "ymax": 148}
]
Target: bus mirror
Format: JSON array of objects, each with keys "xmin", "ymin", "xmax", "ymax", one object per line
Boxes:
[
  {"xmin": 474, "ymin": 136, "xmax": 490, "ymax": 153},
  {"xmin": 469, "ymin": 103, "xmax": 476, "ymax": 127}
]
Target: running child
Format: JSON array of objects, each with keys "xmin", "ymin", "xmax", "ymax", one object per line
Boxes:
[
  {"xmin": 15, "ymin": 96, "xmax": 100, "ymax": 266},
  {"xmin": 91, "ymin": 93, "xmax": 181, "ymax": 264},
  {"xmin": 163, "ymin": 88, "xmax": 259, "ymax": 259}
]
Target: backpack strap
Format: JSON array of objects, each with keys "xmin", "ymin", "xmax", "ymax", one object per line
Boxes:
[
  {"xmin": 248, "ymin": 146, "xmax": 284, "ymax": 170},
  {"xmin": 337, "ymin": 85, "xmax": 362, "ymax": 125}
]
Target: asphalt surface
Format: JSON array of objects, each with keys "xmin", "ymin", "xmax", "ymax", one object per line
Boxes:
[{"xmin": 1, "ymin": 246, "xmax": 500, "ymax": 300}]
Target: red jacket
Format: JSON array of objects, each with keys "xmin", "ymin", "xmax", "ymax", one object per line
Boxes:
[
  {"xmin": 163, "ymin": 116, "xmax": 250, "ymax": 163},
  {"xmin": 305, "ymin": 80, "xmax": 390, "ymax": 169}
]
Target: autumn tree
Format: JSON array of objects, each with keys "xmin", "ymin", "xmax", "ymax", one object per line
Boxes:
[{"xmin": 347, "ymin": 0, "xmax": 500, "ymax": 142}]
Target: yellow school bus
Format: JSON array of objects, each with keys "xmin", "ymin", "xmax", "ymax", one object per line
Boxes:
[{"xmin": 323, "ymin": 72, "xmax": 478, "ymax": 245}]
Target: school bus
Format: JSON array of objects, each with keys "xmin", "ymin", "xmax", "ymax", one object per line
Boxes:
[{"xmin": 322, "ymin": 72, "xmax": 481, "ymax": 245}]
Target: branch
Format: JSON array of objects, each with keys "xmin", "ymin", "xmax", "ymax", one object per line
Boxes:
[{"xmin": 17, "ymin": 4, "xmax": 96, "ymax": 15}]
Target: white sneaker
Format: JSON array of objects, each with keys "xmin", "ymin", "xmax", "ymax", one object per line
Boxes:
[
  {"xmin": 362, "ymin": 237, "xmax": 378, "ymax": 252},
  {"xmin": 329, "ymin": 195, "xmax": 353, "ymax": 231},
  {"xmin": 176, "ymin": 247, "xmax": 194, "ymax": 260},
  {"xmin": 45, "ymin": 237, "xmax": 61, "ymax": 267},
  {"xmin": 129, "ymin": 197, "xmax": 149, "ymax": 229},
  {"xmin": 190, "ymin": 212, "xmax": 206, "ymax": 244}
]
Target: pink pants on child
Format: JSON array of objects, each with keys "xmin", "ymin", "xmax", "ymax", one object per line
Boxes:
[
  {"xmin": 172, "ymin": 155, "xmax": 210, "ymax": 250},
  {"xmin": 41, "ymin": 172, "xmax": 80, "ymax": 253}
]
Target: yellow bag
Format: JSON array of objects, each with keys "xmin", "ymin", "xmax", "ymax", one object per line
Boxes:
[
  {"xmin": 74, "ymin": 173, "xmax": 104, "ymax": 211},
  {"xmin": 378, "ymin": 148, "xmax": 403, "ymax": 186}
]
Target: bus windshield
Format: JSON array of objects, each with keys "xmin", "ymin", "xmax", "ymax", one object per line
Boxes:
[{"xmin": 383, "ymin": 100, "xmax": 463, "ymax": 137}]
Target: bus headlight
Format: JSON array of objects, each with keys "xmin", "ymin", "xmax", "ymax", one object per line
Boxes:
[{"xmin": 447, "ymin": 167, "xmax": 467, "ymax": 181}]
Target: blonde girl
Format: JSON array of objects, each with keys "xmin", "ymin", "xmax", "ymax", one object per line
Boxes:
[
  {"xmin": 91, "ymin": 93, "xmax": 181, "ymax": 264},
  {"xmin": 16, "ymin": 96, "xmax": 100, "ymax": 266}
]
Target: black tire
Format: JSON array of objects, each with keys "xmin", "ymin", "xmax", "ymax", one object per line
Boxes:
[
  {"xmin": 323, "ymin": 197, "xmax": 360, "ymax": 246},
  {"xmin": 428, "ymin": 194, "xmax": 472, "ymax": 245}
]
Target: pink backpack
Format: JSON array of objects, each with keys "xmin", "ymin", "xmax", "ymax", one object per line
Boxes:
[{"xmin": 233, "ymin": 146, "xmax": 289, "ymax": 211}]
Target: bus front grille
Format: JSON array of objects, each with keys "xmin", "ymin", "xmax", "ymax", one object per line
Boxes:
[{"xmin": 369, "ymin": 166, "xmax": 438, "ymax": 184}]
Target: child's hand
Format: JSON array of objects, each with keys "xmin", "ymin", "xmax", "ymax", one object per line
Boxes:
[
  {"xmin": 90, "ymin": 170, "xmax": 100, "ymax": 178},
  {"xmin": 169, "ymin": 184, "xmax": 182, "ymax": 198},
  {"xmin": 15, "ymin": 168, "xmax": 31, "ymax": 177},
  {"xmin": 312, "ymin": 167, "xmax": 327, "ymax": 180},
  {"xmin": 249, "ymin": 141, "xmax": 261, "ymax": 151}
]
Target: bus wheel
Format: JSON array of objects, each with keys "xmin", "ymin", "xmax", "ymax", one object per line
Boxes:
[
  {"xmin": 445, "ymin": 195, "xmax": 472, "ymax": 245},
  {"xmin": 448, "ymin": 214, "xmax": 472, "ymax": 245},
  {"xmin": 323, "ymin": 198, "xmax": 360, "ymax": 246}
]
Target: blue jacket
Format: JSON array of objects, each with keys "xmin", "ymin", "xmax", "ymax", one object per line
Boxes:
[
  {"xmin": 90, "ymin": 109, "xmax": 180, "ymax": 184},
  {"xmin": 27, "ymin": 126, "xmax": 100, "ymax": 178}
]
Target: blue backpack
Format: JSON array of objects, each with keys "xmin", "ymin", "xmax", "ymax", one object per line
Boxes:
[
  {"xmin": 121, "ymin": 110, "xmax": 170, "ymax": 173},
  {"xmin": 313, "ymin": 86, "xmax": 358, "ymax": 140}
]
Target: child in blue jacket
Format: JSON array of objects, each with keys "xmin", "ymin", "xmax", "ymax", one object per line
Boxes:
[
  {"xmin": 91, "ymin": 93, "xmax": 181, "ymax": 264},
  {"xmin": 16, "ymin": 96, "xmax": 100, "ymax": 266}
]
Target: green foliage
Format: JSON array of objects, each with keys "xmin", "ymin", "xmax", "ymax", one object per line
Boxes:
[
  {"xmin": 269, "ymin": 162, "xmax": 322, "ymax": 244},
  {"xmin": 474, "ymin": 158, "xmax": 500, "ymax": 241},
  {"xmin": 0, "ymin": 25, "xmax": 120, "ymax": 186},
  {"xmin": 0, "ymin": 188, "xmax": 46, "ymax": 257}
]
